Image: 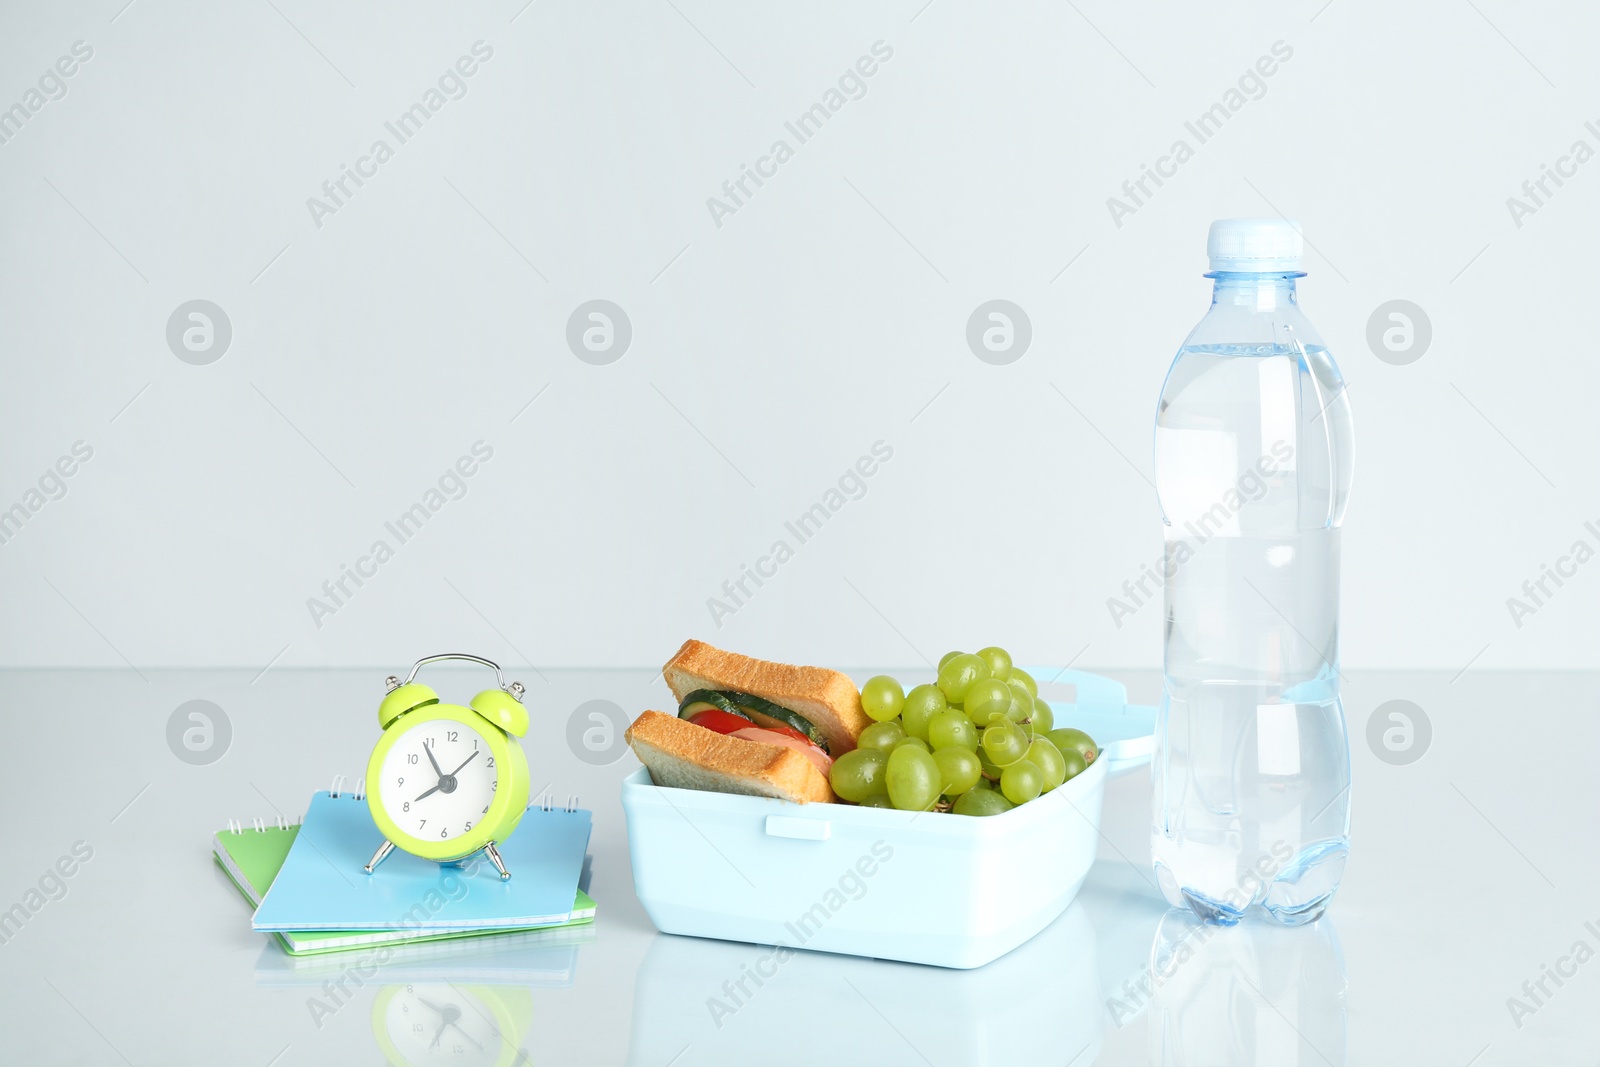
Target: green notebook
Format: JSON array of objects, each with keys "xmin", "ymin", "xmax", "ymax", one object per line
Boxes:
[{"xmin": 214, "ymin": 820, "xmax": 596, "ymax": 956}]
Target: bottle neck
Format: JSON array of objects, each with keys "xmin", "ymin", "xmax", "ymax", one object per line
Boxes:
[{"xmin": 1208, "ymin": 271, "xmax": 1302, "ymax": 312}]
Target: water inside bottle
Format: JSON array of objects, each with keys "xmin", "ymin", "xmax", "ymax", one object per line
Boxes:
[{"xmin": 1152, "ymin": 340, "xmax": 1353, "ymax": 926}]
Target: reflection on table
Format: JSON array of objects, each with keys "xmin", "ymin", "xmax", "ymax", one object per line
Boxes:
[
  {"xmin": 627, "ymin": 900, "xmax": 1107, "ymax": 1067},
  {"xmin": 1147, "ymin": 910, "xmax": 1347, "ymax": 1066},
  {"xmin": 252, "ymin": 924, "xmax": 592, "ymax": 1067}
]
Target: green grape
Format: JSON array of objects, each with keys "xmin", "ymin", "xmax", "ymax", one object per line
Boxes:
[
  {"xmin": 858, "ymin": 719, "xmax": 905, "ymax": 752},
  {"xmin": 1047, "ymin": 728, "xmax": 1098, "ymax": 765},
  {"xmin": 977, "ymin": 748, "xmax": 1002, "ymax": 786},
  {"xmin": 1000, "ymin": 760, "xmax": 1043, "ymax": 804},
  {"xmin": 860, "ymin": 675, "xmax": 906, "ymax": 722},
  {"xmin": 828, "ymin": 749, "xmax": 888, "ymax": 803},
  {"xmin": 901, "ymin": 683, "xmax": 947, "ymax": 740},
  {"xmin": 1003, "ymin": 688, "xmax": 1032, "ymax": 723},
  {"xmin": 981, "ymin": 722, "xmax": 1029, "ymax": 767},
  {"xmin": 927, "ymin": 710, "xmax": 979, "ymax": 752},
  {"xmin": 1029, "ymin": 697, "xmax": 1054, "ymax": 734},
  {"xmin": 953, "ymin": 788, "xmax": 1013, "ymax": 816},
  {"xmin": 938, "ymin": 650, "xmax": 964, "ymax": 670},
  {"xmin": 1060, "ymin": 748, "xmax": 1088, "ymax": 783},
  {"xmin": 936, "ymin": 653, "xmax": 991, "ymax": 704},
  {"xmin": 969, "ymin": 776, "xmax": 993, "ymax": 790},
  {"xmin": 932, "ymin": 746, "xmax": 982, "ymax": 795},
  {"xmin": 975, "ymin": 645, "xmax": 1012, "ymax": 681},
  {"xmin": 857, "ymin": 793, "xmax": 896, "ymax": 808},
  {"xmin": 886, "ymin": 745, "xmax": 941, "ymax": 811},
  {"xmin": 1027, "ymin": 738, "xmax": 1066, "ymax": 792},
  {"xmin": 963, "ymin": 678, "xmax": 1012, "ymax": 724},
  {"xmin": 1008, "ymin": 667, "xmax": 1038, "ymax": 698},
  {"xmin": 893, "ymin": 736, "xmax": 930, "ymax": 753}
]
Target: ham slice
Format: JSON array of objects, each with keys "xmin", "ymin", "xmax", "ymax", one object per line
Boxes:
[{"xmin": 730, "ymin": 727, "xmax": 833, "ymax": 778}]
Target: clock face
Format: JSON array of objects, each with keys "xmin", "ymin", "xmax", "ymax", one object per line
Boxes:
[
  {"xmin": 377, "ymin": 718, "xmax": 499, "ymax": 845},
  {"xmin": 381, "ymin": 984, "xmax": 504, "ymax": 1067}
]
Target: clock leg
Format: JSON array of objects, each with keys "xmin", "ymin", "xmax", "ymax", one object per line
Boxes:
[
  {"xmin": 483, "ymin": 841, "xmax": 511, "ymax": 881},
  {"xmin": 364, "ymin": 839, "xmax": 396, "ymax": 874}
]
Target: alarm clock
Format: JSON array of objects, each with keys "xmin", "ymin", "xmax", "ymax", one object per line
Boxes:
[{"xmin": 363, "ymin": 654, "xmax": 531, "ymax": 880}]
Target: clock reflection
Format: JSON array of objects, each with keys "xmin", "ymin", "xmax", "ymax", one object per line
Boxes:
[{"xmin": 372, "ymin": 983, "xmax": 534, "ymax": 1067}]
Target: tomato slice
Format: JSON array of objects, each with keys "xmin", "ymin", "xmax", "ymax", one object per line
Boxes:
[{"xmin": 688, "ymin": 709, "xmax": 755, "ymax": 735}]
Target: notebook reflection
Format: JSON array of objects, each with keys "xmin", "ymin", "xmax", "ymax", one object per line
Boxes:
[
  {"xmin": 1147, "ymin": 910, "xmax": 1347, "ymax": 1065},
  {"xmin": 252, "ymin": 925, "xmax": 591, "ymax": 1067}
]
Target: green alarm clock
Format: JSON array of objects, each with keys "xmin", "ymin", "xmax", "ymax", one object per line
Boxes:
[{"xmin": 363, "ymin": 654, "xmax": 531, "ymax": 880}]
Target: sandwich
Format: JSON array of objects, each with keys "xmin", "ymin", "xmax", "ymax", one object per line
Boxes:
[{"xmin": 624, "ymin": 639, "xmax": 873, "ymax": 803}]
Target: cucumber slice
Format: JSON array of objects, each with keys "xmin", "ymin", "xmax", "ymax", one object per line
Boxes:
[
  {"xmin": 677, "ymin": 690, "xmax": 753, "ymax": 724},
  {"xmin": 676, "ymin": 688, "xmax": 830, "ymax": 754},
  {"xmin": 724, "ymin": 691, "xmax": 830, "ymax": 754}
]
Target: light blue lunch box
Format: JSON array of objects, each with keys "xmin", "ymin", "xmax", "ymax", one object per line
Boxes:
[{"xmin": 621, "ymin": 668, "xmax": 1155, "ymax": 969}]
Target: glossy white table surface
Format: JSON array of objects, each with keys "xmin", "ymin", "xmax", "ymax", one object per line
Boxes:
[{"xmin": 0, "ymin": 667, "xmax": 1591, "ymax": 1065}]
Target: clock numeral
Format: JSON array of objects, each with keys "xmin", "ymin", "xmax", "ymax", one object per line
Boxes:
[
  {"xmin": 465, "ymin": 820, "xmax": 473, "ymax": 831},
  {"xmin": 486, "ymin": 757, "xmax": 495, "ymax": 768},
  {"xmin": 482, "ymin": 806, "xmax": 489, "ymax": 814},
  {"xmin": 419, "ymin": 819, "xmax": 426, "ymax": 829},
  {"xmin": 402, "ymin": 802, "xmax": 410, "ymax": 812},
  {"xmin": 447, "ymin": 730, "xmax": 459, "ymax": 742},
  {"xmin": 440, "ymin": 828, "xmax": 449, "ymax": 838},
  {"xmin": 491, "ymin": 780, "xmax": 498, "ymax": 791},
  {"xmin": 407, "ymin": 753, "xmax": 418, "ymax": 765},
  {"xmin": 425, "ymin": 736, "xmax": 435, "ymax": 748}
]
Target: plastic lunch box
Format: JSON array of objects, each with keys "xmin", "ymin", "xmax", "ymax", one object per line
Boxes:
[{"xmin": 621, "ymin": 668, "xmax": 1156, "ymax": 969}]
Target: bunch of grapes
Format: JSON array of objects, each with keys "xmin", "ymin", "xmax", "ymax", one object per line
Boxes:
[{"xmin": 830, "ymin": 646, "xmax": 1098, "ymax": 815}]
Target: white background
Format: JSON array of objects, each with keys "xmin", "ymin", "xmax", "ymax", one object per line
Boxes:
[{"xmin": 2, "ymin": 0, "xmax": 1595, "ymax": 674}]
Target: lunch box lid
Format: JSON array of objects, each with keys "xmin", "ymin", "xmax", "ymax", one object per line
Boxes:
[{"xmin": 1026, "ymin": 666, "xmax": 1154, "ymax": 779}]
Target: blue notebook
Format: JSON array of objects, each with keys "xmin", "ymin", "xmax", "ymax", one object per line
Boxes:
[{"xmin": 253, "ymin": 791, "xmax": 592, "ymax": 933}]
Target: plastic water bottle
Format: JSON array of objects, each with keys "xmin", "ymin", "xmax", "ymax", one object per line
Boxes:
[{"xmin": 1151, "ymin": 219, "xmax": 1354, "ymax": 927}]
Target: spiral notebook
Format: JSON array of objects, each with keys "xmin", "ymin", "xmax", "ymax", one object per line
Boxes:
[
  {"xmin": 240, "ymin": 781, "xmax": 594, "ymax": 939},
  {"xmin": 214, "ymin": 813, "xmax": 596, "ymax": 955},
  {"xmin": 252, "ymin": 921, "xmax": 596, "ymax": 983}
]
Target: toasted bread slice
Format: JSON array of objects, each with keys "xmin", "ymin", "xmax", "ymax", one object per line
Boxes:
[
  {"xmin": 625, "ymin": 710, "xmax": 834, "ymax": 804},
  {"xmin": 662, "ymin": 639, "xmax": 870, "ymax": 755}
]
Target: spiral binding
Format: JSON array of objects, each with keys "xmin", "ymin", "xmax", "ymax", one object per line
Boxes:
[
  {"xmin": 536, "ymin": 792, "xmax": 580, "ymax": 813},
  {"xmin": 220, "ymin": 813, "xmax": 301, "ymax": 834},
  {"xmin": 329, "ymin": 775, "xmax": 366, "ymax": 800}
]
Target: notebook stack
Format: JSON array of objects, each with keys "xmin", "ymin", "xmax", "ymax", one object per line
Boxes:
[{"xmin": 214, "ymin": 781, "xmax": 596, "ymax": 956}]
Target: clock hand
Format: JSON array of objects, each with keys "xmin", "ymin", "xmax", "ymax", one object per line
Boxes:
[
  {"xmin": 447, "ymin": 750, "xmax": 481, "ymax": 776},
  {"xmin": 416, "ymin": 995, "xmax": 447, "ymax": 1017},
  {"xmin": 446, "ymin": 1019, "xmax": 485, "ymax": 1050},
  {"xmin": 424, "ymin": 744, "xmax": 444, "ymax": 778},
  {"xmin": 430, "ymin": 1003, "xmax": 466, "ymax": 1050},
  {"xmin": 413, "ymin": 783, "xmax": 442, "ymax": 803}
]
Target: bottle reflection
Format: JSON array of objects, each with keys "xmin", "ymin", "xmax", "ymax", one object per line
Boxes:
[{"xmin": 1147, "ymin": 910, "xmax": 1346, "ymax": 1066}]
